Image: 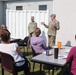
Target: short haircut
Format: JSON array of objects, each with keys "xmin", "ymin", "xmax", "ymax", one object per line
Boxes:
[
  {"xmin": 0, "ymin": 30, "xmax": 10, "ymax": 42},
  {"xmin": 34, "ymin": 28, "xmax": 41, "ymax": 37},
  {"xmin": 50, "ymin": 14, "xmax": 56, "ymax": 18},
  {"xmin": 31, "ymin": 16, "xmax": 34, "ymax": 20}
]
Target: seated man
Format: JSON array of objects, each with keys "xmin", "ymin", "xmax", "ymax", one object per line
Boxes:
[{"xmin": 30, "ymin": 28, "xmax": 49, "ymax": 54}]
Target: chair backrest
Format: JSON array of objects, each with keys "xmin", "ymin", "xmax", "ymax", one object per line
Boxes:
[
  {"xmin": 65, "ymin": 41, "xmax": 72, "ymax": 47},
  {"xmin": 31, "ymin": 47, "xmax": 36, "ymax": 56},
  {"xmin": 31, "ymin": 47, "xmax": 40, "ymax": 57},
  {"xmin": 0, "ymin": 52, "xmax": 14, "ymax": 73},
  {"xmin": 24, "ymin": 36, "xmax": 30, "ymax": 44}
]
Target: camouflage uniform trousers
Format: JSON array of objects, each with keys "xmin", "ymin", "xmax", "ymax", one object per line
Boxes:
[{"xmin": 48, "ymin": 35, "xmax": 56, "ymax": 47}]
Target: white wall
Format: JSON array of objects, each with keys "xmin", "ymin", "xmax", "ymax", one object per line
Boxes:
[
  {"xmin": 6, "ymin": 10, "xmax": 49, "ymax": 45},
  {"xmin": 4, "ymin": 0, "xmax": 53, "ymax": 14},
  {"xmin": 0, "ymin": 2, "xmax": 3, "ymax": 25},
  {"xmin": 53, "ymin": 0, "xmax": 76, "ymax": 46}
]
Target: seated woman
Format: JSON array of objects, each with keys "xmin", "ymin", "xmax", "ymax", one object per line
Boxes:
[
  {"xmin": 66, "ymin": 47, "xmax": 76, "ymax": 75},
  {"xmin": 0, "ymin": 30, "xmax": 30, "ymax": 75},
  {"xmin": 0, "ymin": 24, "xmax": 10, "ymax": 39},
  {"xmin": 30, "ymin": 28, "xmax": 49, "ymax": 54},
  {"xmin": 0, "ymin": 24, "xmax": 10, "ymax": 33}
]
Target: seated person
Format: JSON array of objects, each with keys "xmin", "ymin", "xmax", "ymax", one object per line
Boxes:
[
  {"xmin": 66, "ymin": 47, "xmax": 76, "ymax": 75},
  {"xmin": 0, "ymin": 30, "xmax": 30, "ymax": 75},
  {"xmin": 0, "ymin": 24, "xmax": 10, "ymax": 33},
  {"xmin": 0, "ymin": 24, "xmax": 6, "ymax": 30},
  {"xmin": 30, "ymin": 28, "xmax": 49, "ymax": 54},
  {"xmin": 0, "ymin": 24, "xmax": 10, "ymax": 39}
]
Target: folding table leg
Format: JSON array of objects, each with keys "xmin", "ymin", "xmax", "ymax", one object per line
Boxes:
[
  {"xmin": 2, "ymin": 68, "xmax": 4, "ymax": 75},
  {"xmin": 13, "ymin": 72, "xmax": 17, "ymax": 75},
  {"xmin": 52, "ymin": 66, "xmax": 54, "ymax": 75},
  {"xmin": 40, "ymin": 63, "xmax": 42, "ymax": 74},
  {"xmin": 33, "ymin": 62, "xmax": 35, "ymax": 72}
]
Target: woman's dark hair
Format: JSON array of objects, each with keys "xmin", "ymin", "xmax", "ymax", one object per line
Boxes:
[
  {"xmin": 34, "ymin": 28, "xmax": 41, "ymax": 37},
  {"xmin": 0, "ymin": 30, "xmax": 10, "ymax": 42}
]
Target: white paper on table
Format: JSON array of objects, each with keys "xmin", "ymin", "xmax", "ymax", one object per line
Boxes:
[
  {"xmin": 61, "ymin": 55, "xmax": 67, "ymax": 59},
  {"xmin": 58, "ymin": 54, "xmax": 67, "ymax": 59},
  {"xmin": 42, "ymin": 51, "xmax": 46, "ymax": 54},
  {"xmin": 65, "ymin": 49, "xmax": 70, "ymax": 53},
  {"xmin": 58, "ymin": 54, "xmax": 63, "ymax": 57}
]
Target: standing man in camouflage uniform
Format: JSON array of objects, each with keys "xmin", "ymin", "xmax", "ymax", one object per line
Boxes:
[
  {"xmin": 41, "ymin": 14, "xmax": 60, "ymax": 47},
  {"xmin": 28, "ymin": 16, "xmax": 37, "ymax": 37}
]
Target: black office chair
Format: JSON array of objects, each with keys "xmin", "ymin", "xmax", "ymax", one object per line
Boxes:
[
  {"xmin": 31, "ymin": 47, "xmax": 42, "ymax": 72},
  {"xmin": 10, "ymin": 39, "xmax": 21, "ymax": 43},
  {"xmin": 17, "ymin": 36, "xmax": 30, "ymax": 55}
]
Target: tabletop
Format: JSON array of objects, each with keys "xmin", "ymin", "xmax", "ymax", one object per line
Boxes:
[
  {"xmin": 31, "ymin": 46, "xmax": 72, "ymax": 67},
  {"xmin": 10, "ymin": 38, "xmax": 21, "ymax": 43}
]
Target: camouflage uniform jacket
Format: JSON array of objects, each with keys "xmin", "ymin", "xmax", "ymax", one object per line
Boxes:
[
  {"xmin": 28, "ymin": 21, "xmax": 37, "ymax": 34},
  {"xmin": 44, "ymin": 19, "xmax": 60, "ymax": 36}
]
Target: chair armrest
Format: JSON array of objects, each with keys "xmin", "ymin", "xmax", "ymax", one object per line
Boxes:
[
  {"xmin": 13, "ymin": 58, "xmax": 31, "ymax": 69},
  {"xmin": 14, "ymin": 60, "xmax": 25, "ymax": 65}
]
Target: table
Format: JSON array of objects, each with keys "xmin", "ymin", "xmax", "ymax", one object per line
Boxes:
[
  {"xmin": 31, "ymin": 46, "xmax": 72, "ymax": 75},
  {"xmin": 0, "ymin": 38, "xmax": 21, "ymax": 43},
  {"xmin": 10, "ymin": 38, "xmax": 21, "ymax": 43}
]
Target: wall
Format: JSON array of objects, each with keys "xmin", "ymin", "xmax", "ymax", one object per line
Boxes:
[
  {"xmin": 3, "ymin": 0, "xmax": 53, "ymax": 28},
  {"xmin": 6, "ymin": 10, "xmax": 49, "ymax": 45},
  {"xmin": 4, "ymin": 0, "xmax": 53, "ymax": 14},
  {"xmin": 0, "ymin": 2, "xmax": 3, "ymax": 25},
  {"xmin": 53, "ymin": 0, "xmax": 76, "ymax": 46}
]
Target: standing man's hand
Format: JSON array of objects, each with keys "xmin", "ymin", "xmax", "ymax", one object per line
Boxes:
[
  {"xmin": 41, "ymin": 22, "xmax": 49, "ymax": 28},
  {"xmin": 41, "ymin": 22, "xmax": 45, "ymax": 25}
]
